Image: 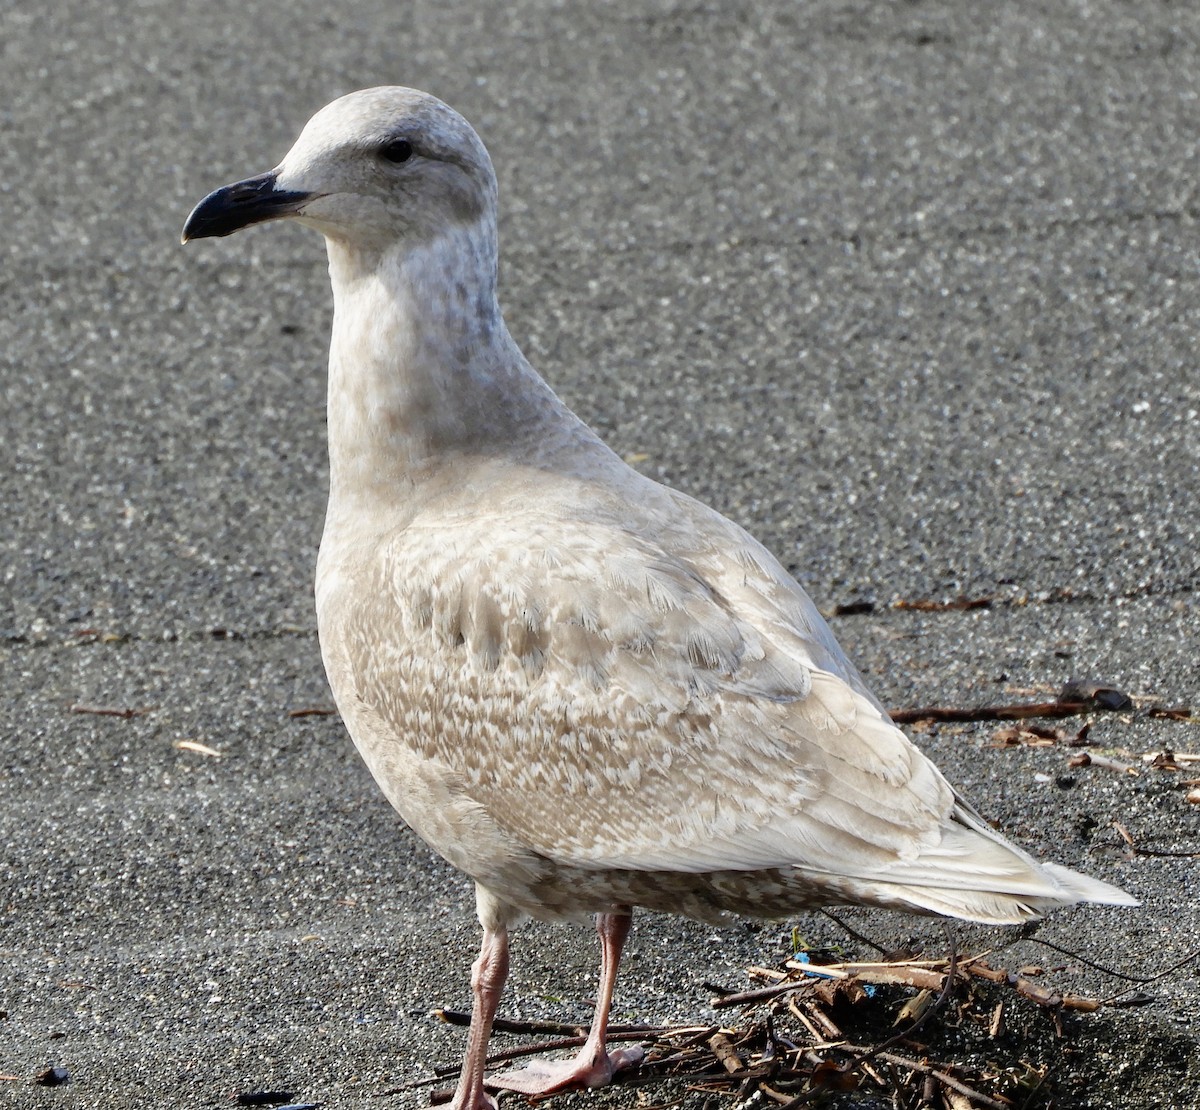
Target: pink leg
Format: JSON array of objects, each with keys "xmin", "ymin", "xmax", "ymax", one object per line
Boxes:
[
  {"xmin": 487, "ymin": 911, "xmax": 643, "ymax": 1097},
  {"xmin": 448, "ymin": 924, "xmax": 510, "ymax": 1110}
]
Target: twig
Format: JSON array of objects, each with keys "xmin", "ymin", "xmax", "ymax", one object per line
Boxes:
[
  {"xmin": 707, "ymin": 1032, "xmax": 744, "ymax": 1075},
  {"xmin": 786, "ymin": 997, "xmax": 832, "ymax": 1044},
  {"xmin": 1111, "ymin": 820, "xmax": 1200, "ymax": 859},
  {"xmin": 818, "ymin": 910, "xmax": 890, "ymax": 955},
  {"xmin": 893, "ymin": 596, "xmax": 994, "ymax": 613},
  {"xmin": 432, "ymin": 1028, "xmax": 655, "ymax": 1078},
  {"xmin": 988, "ymin": 1001, "xmax": 1004, "ymax": 1038},
  {"xmin": 746, "ymin": 965, "xmax": 788, "ymax": 982},
  {"xmin": 832, "ymin": 925, "xmax": 959, "ymax": 1080},
  {"xmin": 69, "ymin": 703, "xmax": 148, "ymax": 718},
  {"xmin": 1066, "ymin": 751, "xmax": 1138, "ymax": 776},
  {"xmin": 890, "ymin": 700, "xmax": 1091, "ymax": 724},
  {"xmin": 874, "ymin": 1051, "xmax": 1009, "ymax": 1110},
  {"xmin": 783, "ymin": 960, "xmax": 848, "ymax": 980},
  {"xmin": 893, "ymin": 689, "xmax": 1188, "ymax": 725},
  {"xmin": 758, "ymin": 1084, "xmax": 804, "ymax": 1107},
  {"xmin": 1147, "ymin": 707, "xmax": 1195, "ymax": 721},
  {"xmin": 800, "ymin": 1002, "xmax": 842, "ymax": 1040},
  {"xmin": 434, "ymin": 1008, "xmax": 663, "ymax": 1036},
  {"xmin": 827, "ymin": 964, "xmax": 946, "ymax": 990},
  {"xmin": 660, "ymin": 1025, "xmax": 723, "ymax": 1049},
  {"xmin": 712, "ymin": 981, "xmax": 810, "ymax": 1009},
  {"xmin": 1019, "ymin": 935, "xmax": 1194, "ymax": 983},
  {"xmin": 1097, "ymin": 947, "xmax": 1200, "ymax": 1001}
]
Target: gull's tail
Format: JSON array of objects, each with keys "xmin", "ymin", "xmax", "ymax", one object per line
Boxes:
[{"xmin": 814, "ymin": 803, "xmax": 1139, "ymax": 926}]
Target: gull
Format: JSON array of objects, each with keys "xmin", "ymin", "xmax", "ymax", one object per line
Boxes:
[{"xmin": 183, "ymin": 87, "xmax": 1136, "ymax": 1110}]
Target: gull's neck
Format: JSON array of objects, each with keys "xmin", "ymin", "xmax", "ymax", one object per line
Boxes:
[{"xmin": 323, "ymin": 224, "xmax": 564, "ymax": 508}]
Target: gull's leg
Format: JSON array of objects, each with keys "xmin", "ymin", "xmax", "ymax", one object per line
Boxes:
[
  {"xmin": 448, "ymin": 921, "xmax": 510, "ymax": 1110},
  {"xmin": 487, "ymin": 910, "xmax": 643, "ymax": 1096}
]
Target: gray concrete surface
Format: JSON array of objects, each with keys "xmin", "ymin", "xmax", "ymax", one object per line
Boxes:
[{"xmin": 2, "ymin": 1, "xmax": 1198, "ymax": 1107}]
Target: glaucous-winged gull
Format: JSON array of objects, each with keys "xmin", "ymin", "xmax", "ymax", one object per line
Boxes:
[{"xmin": 183, "ymin": 87, "xmax": 1136, "ymax": 1110}]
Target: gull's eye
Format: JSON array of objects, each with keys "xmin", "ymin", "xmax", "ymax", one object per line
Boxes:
[{"xmin": 379, "ymin": 138, "xmax": 414, "ymax": 164}]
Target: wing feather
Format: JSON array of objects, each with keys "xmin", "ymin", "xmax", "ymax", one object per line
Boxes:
[{"xmin": 341, "ymin": 490, "xmax": 961, "ymax": 885}]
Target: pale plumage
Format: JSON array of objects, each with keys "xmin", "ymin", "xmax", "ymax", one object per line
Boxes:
[{"xmin": 184, "ymin": 87, "xmax": 1136, "ymax": 1110}]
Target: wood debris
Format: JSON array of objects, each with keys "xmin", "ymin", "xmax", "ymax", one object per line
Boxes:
[
  {"xmin": 69, "ymin": 703, "xmax": 150, "ymax": 719},
  {"xmin": 1142, "ymin": 749, "xmax": 1200, "ymax": 770},
  {"xmin": 174, "ymin": 739, "xmax": 223, "ymax": 758},
  {"xmin": 891, "ymin": 679, "xmax": 1191, "ymax": 726},
  {"xmin": 892, "ymin": 595, "xmax": 994, "ymax": 613},
  {"xmin": 1146, "ymin": 706, "xmax": 1196, "ymax": 721},
  {"xmin": 892, "ymin": 699, "xmax": 1096, "ymax": 725},
  {"xmin": 418, "ymin": 945, "xmax": 1152, "ymax": 1109},
  {"xmin": 1066, "ymin": 751, "xmax": 1139, "ymax": 776},
  {"xmin": 992, "ymin": 722, "xmax": 1086, "ymax": 748},
  {"xmin": 1111, "ymin": 819, "xmax": 1200, "ymax": 859}
]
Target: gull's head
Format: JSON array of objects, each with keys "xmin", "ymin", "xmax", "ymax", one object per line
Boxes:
[{"xmin": 182, "ymin": 87, "xmax": 496, "ymax": 252}]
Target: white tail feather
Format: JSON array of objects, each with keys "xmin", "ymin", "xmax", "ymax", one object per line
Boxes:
[{"xmin": 801, "ymin": 804, "xmax": 1139, "ymax": 925}]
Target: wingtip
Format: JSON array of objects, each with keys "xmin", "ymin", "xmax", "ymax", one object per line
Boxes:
[{"xmin": 1040, "ymin": 863, "xmax": 1140, "ymax": 908}]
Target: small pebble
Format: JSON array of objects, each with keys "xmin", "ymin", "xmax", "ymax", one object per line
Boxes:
[{"xmin": 34, "ymin": 1066, "xmax": 70, "ymax": 1086}]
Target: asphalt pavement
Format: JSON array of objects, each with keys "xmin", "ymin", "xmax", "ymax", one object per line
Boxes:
[{"xmin": 2, "ymin": 2, "xmax": 1198, "ymax": 1107}]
